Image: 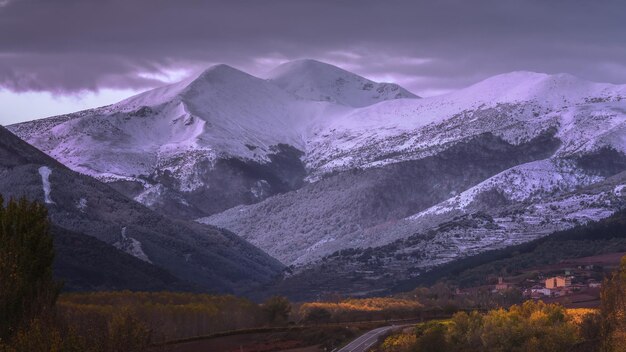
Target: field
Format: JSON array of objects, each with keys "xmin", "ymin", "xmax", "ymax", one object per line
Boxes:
[{"xmin": 158, "ymin": 326, "xmax": 365, "ymax": 352}]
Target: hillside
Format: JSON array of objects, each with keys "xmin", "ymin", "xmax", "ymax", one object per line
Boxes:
[
  {"xmin": 0, "ymin": 126, "xmax": 283, "ymax": 293},
  {"xmin": 398, "ymin": 205, "xmax": 626, "ymax": 291}
]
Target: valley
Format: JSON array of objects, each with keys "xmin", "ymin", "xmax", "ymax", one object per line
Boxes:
[{"xmin": 4, "ymin": 1, "xmax": 626, "ymax": 351}]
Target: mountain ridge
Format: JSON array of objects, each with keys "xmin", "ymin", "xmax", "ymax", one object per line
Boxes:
[
  {"xmin": 7, "ymin": 60, "xmax": 626, "ymax": 297},
  {"xmin": 265, "ymin": 59, "xmax": 419, "ymax": 107}
]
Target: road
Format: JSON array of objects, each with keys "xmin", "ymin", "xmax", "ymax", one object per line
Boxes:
[{"xmin": 336, "ymin": 325, "xmax": 398, "ymax": 352}]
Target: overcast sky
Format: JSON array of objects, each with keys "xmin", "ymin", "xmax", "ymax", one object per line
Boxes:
[{"xmin": 1, "ymin": 0, "xmax": 626, "ymax": 125}]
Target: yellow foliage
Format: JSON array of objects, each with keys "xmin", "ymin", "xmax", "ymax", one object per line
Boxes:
[
  {"xmin": 444, "ymin": 301, "xmax": 580, "ymax": 352},
  {"xmin": 380, "ymin": 333, "xmax": 417, "ymax": 352},
  {"xmin": 301, "ymin": 297, "xmax": 422, "ymax": 314},
  {"xmin": 566, "ymin": 308, "xmax": 597, "ymax": 324}
]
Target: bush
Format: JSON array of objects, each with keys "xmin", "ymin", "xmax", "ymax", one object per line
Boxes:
[
  {"xmin": 380, "ymin": 333, "xmax": 417, "ymax": 352},
  {"xmin": 303, "ymin": 307, "xmax": 332, "ymax": 324}
]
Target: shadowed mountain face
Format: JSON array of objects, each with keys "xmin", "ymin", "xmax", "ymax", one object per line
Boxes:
[
  {"xmin": 0, "ymin": 126, "xmax": 283, "ymax": 294},
  {"xmin": 8, "ymin": 61, "xmax": 626, "ymax": 297},
  {"xmin": 51, "ymin": 225, "xmax": 196, "ymax": 292}
]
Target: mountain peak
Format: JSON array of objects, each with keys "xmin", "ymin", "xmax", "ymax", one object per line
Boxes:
[
  {"xmin": 270, "ymin": 59, "xmax": 349, "ymax": 75},
  {"xmin": 115, "ymin": 64, "xmax": 260, "ymax": 109},
  {"xmin": 454, "ymin": 70, "xmax": 625, "ymax": 106},
  {"xmin": 476, "ymin": 71, "xmax": 582, "ymax": 87},
  {"xmin": 266, "ymin": 59, "xmax": 418, "ymax": 107},
  {"xmin": 180, "ymin": 64, "xmax": 260, "ymax": 93},
  {"xmin": 193, "ymin": 64, "xmax": 250, "ymax": 82}
]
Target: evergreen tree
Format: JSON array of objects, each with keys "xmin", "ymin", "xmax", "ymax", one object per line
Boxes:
[{"xmin": 0, "ymin": 196, "xmax": 59, "ymax": 342}]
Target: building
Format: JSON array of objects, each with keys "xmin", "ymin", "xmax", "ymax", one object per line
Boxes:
[
  {"xmin": 530, "ymin": 286, "xmax": 552, "ymax": 297},
  {"xmin": 545, "ymin": 276, "xmax": 572, "ymax": 289},
  {"xmin": 495, "ymin": 277, "xmax": 512, "ymax": 291},
  {"xmin": 588, "ymin": 279, "xmax": 602, "ymax": 288}
]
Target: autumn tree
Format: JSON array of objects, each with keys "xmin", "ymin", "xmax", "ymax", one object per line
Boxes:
[
  {"xmin": 262, "ymin": 296, "xmax": 291, "ymax": 325},
  {"xmin": 413, "ymin": 321, "xmax": 449, "ymax": 352},
  {"xmin": 600, "ymin": 255, "xmax": 626, "ymax": 352}
]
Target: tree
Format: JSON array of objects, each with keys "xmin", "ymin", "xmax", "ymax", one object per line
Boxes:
[
  {"xmin": 0, "ymin": 196, "xmax": 59, "ymax": 342},
  {"xmin": 262, "ymin": 296, "xmax": 291, "ymax": 325},
  {"xmin": 579, "ymin": 312, "xmax": 602, "ymax": 342},
  {"xmin": 414, "ymin": 322, "xmax": 449, "ymax": 352},
  {"xmin": 600, "ymin": 255, "xmax": 626, "ymax": 352}
]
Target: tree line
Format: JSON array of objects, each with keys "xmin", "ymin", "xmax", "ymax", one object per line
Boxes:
[{"xmin": 376, "ymin": 256, "xmax": 626, "ymax": 352}]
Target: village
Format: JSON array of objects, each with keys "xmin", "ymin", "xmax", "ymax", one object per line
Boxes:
[
  {"xmin": 450, "ymin": 252, "xmax": 626, "ymax": 309},
  {"xmin": 488, "ymin": 252, "xmax": 625, "ymax": 308}
]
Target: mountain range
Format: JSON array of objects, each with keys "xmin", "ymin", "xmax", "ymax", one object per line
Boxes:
[{"xmin": 6, "ymin": 59, "xmax": 626, "ymax": 298}]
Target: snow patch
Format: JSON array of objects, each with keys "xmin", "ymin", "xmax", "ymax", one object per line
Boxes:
[
  {"xmin": 113, "ymin": 227, "xmax": 152, "ymax": 263},
  {"xmin": 38, "ymin": 166, "xmax": 55, "ymax": 204},
  {"xmin": 251, "ymin": 180, "xmax": 270, "ymax": 199},
  {"xmin": 134, "ymin": 184, "xmax": 165, "ymax": 207},
  {"xmin": 76, "ymin": 198, "xmax": 87, "ymax": 212}
]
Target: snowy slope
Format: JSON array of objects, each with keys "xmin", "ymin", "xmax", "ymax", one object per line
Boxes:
[
  {"xmin": 14, "ymin": 66, "xmax": 625, "ymax": 191},
  {"xmin": 305, "ymin": 72, "xmax": 626, "ymax": 178},
  {"xmin": 11, "ymin": 68, "xmax": 626, "ymax": 187},
  {"xmin": 409, "ymin": 158, "xmax": 604, "ymax": 221},
  {"xmin": 199, "ymin": 72, "xmax": 626, "ymax": 266},
  {"xmin": 10, "ymin": 61, "xmax": 418, "ymax": 219},
  {"xmin": 363, "ymin": 172, "xmax": 626, "ymax": 276},
  {"xmin": 265, "ymin": 59, "xmax": 418, "ymax": 107},
  {"xmin": 275, "ymin": 175, "xmax": 626, "ymax": 300},
  {"xmin": 10, "ymin": 65, "xmax": 335, "ymax": 183}
]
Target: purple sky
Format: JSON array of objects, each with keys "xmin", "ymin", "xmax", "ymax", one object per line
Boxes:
[{"xmin": 1, "ymin": 0, "xmax": 626, "ymax": 124}]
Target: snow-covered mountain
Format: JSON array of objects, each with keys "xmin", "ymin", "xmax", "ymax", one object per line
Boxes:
[
  {"xmin": 10, "ymin": 60, "xmax": 416, "ymax": 218},
  {"xmin": 199, "ymin": 70, "xmax": 626, "ymax": 266},
  {"xmin": 8, "ymin": 61, "xmax": 626, "ymax": 297}
]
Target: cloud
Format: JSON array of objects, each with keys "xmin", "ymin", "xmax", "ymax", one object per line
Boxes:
[{"xmin": 0, "ymin": 0, "xmax": 625, "ymax": 95}]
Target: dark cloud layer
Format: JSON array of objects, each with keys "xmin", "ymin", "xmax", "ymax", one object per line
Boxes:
[{"xmin": 1, "ymin": 0, "xmax": 625, "ymax": 95}]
